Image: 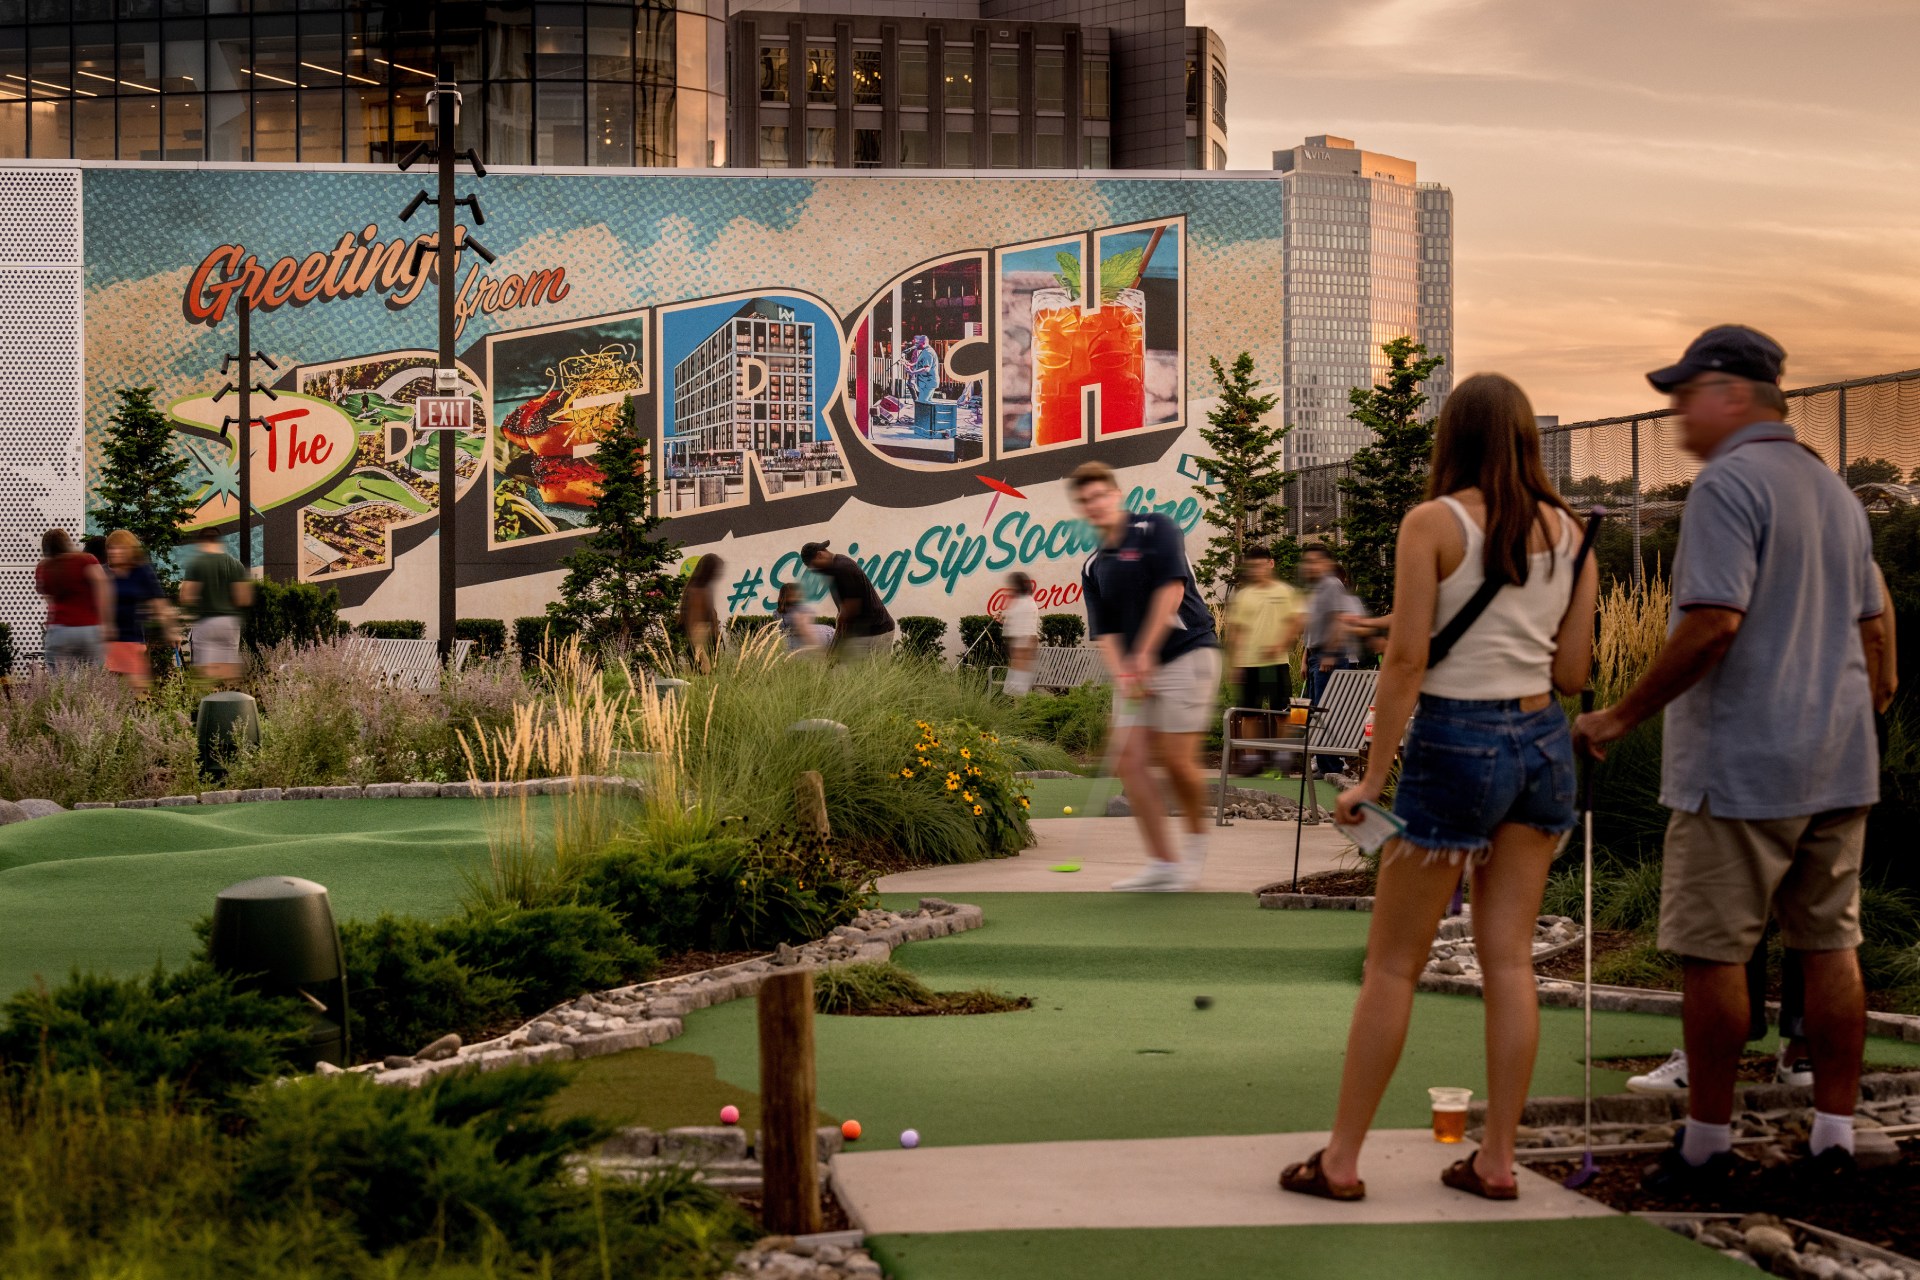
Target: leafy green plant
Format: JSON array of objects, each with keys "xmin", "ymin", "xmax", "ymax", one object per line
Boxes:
[
  {"xmin": 455, "ymin": 617, "xmax": 508, "ymax": 658},
  {"xmin": 896, "ymin": 615, "xmax": 949, "ymax": 658},
  {"xmin": 515, "ymin": 613, "xmax": 577, "ymax": 669},
  {"xmin": 1335, "ymin": 336, "xmax": 1446, "ymax": 612},
  {"xmin": 549, "ymin": 394, "xmax": 682, "ymax": 647},
  {"xmin": 958, "ymin": 614, "xmax": 1006, "ymax": 668},
  {"xmin": 91, "ymin": 386, "xmax": 196, "ymax": 587},
  {"xmin": 1191, "ymin": 352, "xmax": 1293, "ymax": 597},
  {"xmin": 357, "ymin": 619, "xmax": 427, "ymax": 639},
  {"xmin": 438, "ymin": 905, "xmax": 656, "ymax": 1014},
  {"xmin": 1010, "ymin": 682, "xmax": 1109, "ymax": 756},
  {"xmin": 335, "ymin": 914, "xmax": 521, "ymax": 1061},
  {"xmin": 247, "ymin": 578, "xmax": 343, "ymax": 651},
  {"xmin": 895, "ymin": 718, "xmax": 1032, "ymax": 856},
  {"xmin": 1039, "ymin": 612, "xmax": 1086, "ymax": 648}
]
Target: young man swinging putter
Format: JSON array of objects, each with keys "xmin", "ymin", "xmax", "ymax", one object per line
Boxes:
[{"xmin": 1072, "ymin": 461, "xmax": 1222, "ymax": 891}]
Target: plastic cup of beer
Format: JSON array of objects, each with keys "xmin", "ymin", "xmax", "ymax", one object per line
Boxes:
[
  {"xmin": 1288, "ymin": 706, "xmax": 1308, "ymax": 726},
  {"xmin": 1428, "ymin": 1087, "xmax": 1471, "ymax": 1143}
]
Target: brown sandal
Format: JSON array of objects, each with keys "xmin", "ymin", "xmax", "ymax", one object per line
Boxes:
[
  {"xmin": 1279, "ymin": 1148, "xmax": 1366, "ymax": 1201},
  {"xmin": 1441, "ymin": 1152, "xmax": 1519, "ymax": 1201}
]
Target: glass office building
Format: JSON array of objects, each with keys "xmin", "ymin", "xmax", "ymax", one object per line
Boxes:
[{"xmin": 0, "ymin": 2, "xmax": 726, "ymax": 167}]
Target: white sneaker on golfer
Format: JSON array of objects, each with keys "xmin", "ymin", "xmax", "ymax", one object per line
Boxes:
[
  {"xmin": 1112, "ymin": 860, "xmax": 1185, "ymax": 892},
  {"xmin": 1626, "ymin": 1048, "xmax": 1689, "ymax": 1094},
  {"xmin": 1177, "ymin": 835, "xmax": 1209, "ymax": 890},
  {"xmin": 1776, "ymin": 1046, "xmax": 1814, "ymax": 1088}
]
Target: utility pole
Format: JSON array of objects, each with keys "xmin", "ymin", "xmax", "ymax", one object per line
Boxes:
[
  {"xmin": 212, "ymin": 301, "xmax": 278, "ymax": 571},
  {"xmin": 398, "ymin": 64, "xmax": 493, "ymax": 662}
]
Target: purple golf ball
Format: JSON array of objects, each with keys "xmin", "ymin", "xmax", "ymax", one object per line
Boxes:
[{"xmin": 900, "ymin": 1128, "xmax": 920, "ymax": 1149}]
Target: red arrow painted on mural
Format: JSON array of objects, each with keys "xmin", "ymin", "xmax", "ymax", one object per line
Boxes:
[{"xmin": 979, "ymin": 475, "xmax": 1026, "ymax": 523}]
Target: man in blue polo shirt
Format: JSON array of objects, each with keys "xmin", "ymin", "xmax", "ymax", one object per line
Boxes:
[
  {"xmin": 1072, "ymin": 460, "xmax": 1222, "ymax": 891},
  {"xmin": 1576, "ymin": 325, "xmax": 1887, "ymax": 1190}
]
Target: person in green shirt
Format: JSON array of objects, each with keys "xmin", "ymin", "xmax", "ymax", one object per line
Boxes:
[{"xmin": 179, "ymin": 535, "xmax": 253, "ymax": 685}]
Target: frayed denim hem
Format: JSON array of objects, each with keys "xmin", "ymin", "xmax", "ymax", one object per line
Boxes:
[{"xmin": 1383, "ymin": 832, "xmax": 1492, "ymax": 869}]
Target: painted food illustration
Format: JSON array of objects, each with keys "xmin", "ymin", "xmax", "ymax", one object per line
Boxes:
[{"xmin": 499, "ymin": 343, "xmax": 642, "ymax": 512}]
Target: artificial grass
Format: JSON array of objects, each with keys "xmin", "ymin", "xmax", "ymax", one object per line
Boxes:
[
  {"xmin": 544, "ymin": 1045, "xmax": 837, "ymax": 1133},
  {"xmin": 1024, "ymin": 775, "xmax": 1343, "ymax": 819},
  {"xmin": 558, "ymin": 893, "xmax": 1920, "ymax": 1145},
  {"xmin": 0, "ymin": 800, "xmax": 520, "ymax": 998},
  {"xmin": 865, "ymin": 1218, "xmax": 1754, "ymax": 1280}
]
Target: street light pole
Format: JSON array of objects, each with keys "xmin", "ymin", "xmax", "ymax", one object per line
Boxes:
[
  {"xmin": 399, "ymin": 64, "xmax": 492, "ymax": 663},
  {"xmin": 213, "ymin": 300, "xmax": 278, "ymax": 572}
]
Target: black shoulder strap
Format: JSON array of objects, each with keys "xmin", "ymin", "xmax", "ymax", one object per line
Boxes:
[{"xmin": 1426, "ymin": 509, "xmax": 1603, "ymax": 669}]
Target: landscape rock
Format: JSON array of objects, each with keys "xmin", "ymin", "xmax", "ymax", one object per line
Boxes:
[
  {"xmin": 155, "ymin": 794, "xmax": 199, "ymax": 806},
  {"xmin": 237, "ymin": 788, "xmax": 283, "ymax": 803},
  {"xmin": 414, "ymin": 1033, "xmax": 462, "ymax": 1061},
  {"xmin": 74, "ymin": 801, "xmax": 115, "ymax": 810},
  {"xmin": 1851, "ymin": 1128, "xmax": 1902, "ymax": 1170},
  {"xmin": 1742, "ymin": 1225, "xmax": 1795, "ymax": 1263},
  {"xmin": 198, "ymin": 790, "xmax": 241, "ymax": 805},
  {"xmin": 657, "ymin": 1125, "xmax": 749, "ymax": 1163},
  {"xmin": 1105, "ymin": 794, "xmax": 1131, "ymax": 817},
  {"xmin": 0, "ymin": 799, "xmax": 30, "ymax": 825},
  {"xmin": 15, "ymin": 798, "xmax": 65, "ymax": 819},
  {"xmin": 382, "ymin": 1055, "xmax": 416, "ymax": 1069}
]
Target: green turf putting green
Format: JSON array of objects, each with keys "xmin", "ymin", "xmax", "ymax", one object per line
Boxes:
[
  {"xmin": 865, "ymin": 1218, "xmax": 1755, "ymax": 1280},
  {"xmin": 0, "ymin": 799, "xmax": 530, "ymax": 998},
  {"xmin": 1024, "ymin": 775, "xmax": 1343, "ymax": 819},
  {"xmin": 545, "ymin": 1046, "xmax": 836, "ymax": 1133},
  {"xmin": 557, "ymin": 893, "xmax": 1920, "ymax": 1145}
]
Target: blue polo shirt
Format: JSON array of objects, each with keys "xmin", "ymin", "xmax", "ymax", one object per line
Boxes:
[
  {"xmin": 1661, "ymin": 421, "xmax": 1881, "ymax": 819},
  {"xmin": 1082, "ymin": 512, "xmax": 1218, "ymax": 664}
]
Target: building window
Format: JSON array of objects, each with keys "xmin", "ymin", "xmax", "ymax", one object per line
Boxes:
[
  {"xmin": 991, "ymin": 130, "xmax": 1015, "ymax": 167},
  {"xmin": 1185, "ymin": 58, "xmax": 1198, "ymax": 118},
  {"xmin": 898, "ymin": 126, "xmax": 927, "ymax": 166},
  {"xmin": 1036, "ymin": 49, "xmax": 1064, "ymax": 112},
  {"xmin": 1211, "ymin": 140, "xmax": 1227, "ymax": 168},
  {"xmin": 1185, "ymin": 135, "xmax": 1198, "ymax": 168},
  {"xmin": 853, "ymin": 125, "xmax": 880, "ymax": 167},
  {"xmin": 852, "ymin": 47, "xmax": 881, "ymax": 105},
  {"xmin": 898, "ymin": 45, "xmax": 927, "ymax": 109},
  {"xmin": 1211, "ymin": 66, "xmax": 1227, "ymax": 128},
  {"xmin": 1081, "ymin": 133, "xmax": 1108, "ymax": 168},
  {"xmin": 1036, "ymin": 130, "xmax": 1061, "ymax": 167},
  {"xmin": 944, "ymin": 121, "xmax": 969, "ymax": 166},
  {"xmin": 806, "ymin": 45, "xmax": 834, "ymax": 104},
  {"xmin": 989, "ymin": 49, "xmax": 1016, "ymax": 110},
  {"xmin": 1082, "ymin": 57, "xmax": 1108, "ymax": 120},
  {"xmin": 942, "ymin": 44, "xmax": 972, "ymax": 100},
  {"xmin": 536, "ymin": 81, "xmax": 584, "ymax": 165},
  {"xmin": 487, "ymin": 80, "xmax": 531, "ymax": 166},
  {"xmin": 758, "ymin": 122, "xmax": 787, "ymax": 166},
  {"xmin": 759, "ymin": 44, "xmax": 787, "ymax": 102},
  {"xmin": 586, "ymin": 6, "xmax": 634, "ymax": 80},
  {"xmin": 590, "ymin": 80, "xmax": 633, "ymax": 166},
  {"xmin": 805, "ymin": 123, "xmax": 833, "ymax": 166}
]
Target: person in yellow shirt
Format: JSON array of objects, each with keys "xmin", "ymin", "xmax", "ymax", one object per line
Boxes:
[{"xmin": 1223, "ymin": 547, "xmax": 1304, "ymax": 760}]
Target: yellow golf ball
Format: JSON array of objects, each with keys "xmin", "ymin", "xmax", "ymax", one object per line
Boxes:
[{"xmin": 1063, "ymin": 805, "xmax": 1074, "ymax": 814}]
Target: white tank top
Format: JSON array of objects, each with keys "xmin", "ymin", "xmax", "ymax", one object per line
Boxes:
[{"xmin": 1423, "ymin": 495, "xmax": 1577, "ymax": 701}]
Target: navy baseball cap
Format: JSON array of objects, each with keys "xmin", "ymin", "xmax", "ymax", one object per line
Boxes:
[{"xmin": 1647, "ymin": 325, "xmax": 1786, "ymax": 393}]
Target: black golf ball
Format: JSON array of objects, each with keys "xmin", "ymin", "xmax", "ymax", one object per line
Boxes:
[{"xmin": 1194, "ymin": 995, "xmax": 1214, "ymax": 1010}]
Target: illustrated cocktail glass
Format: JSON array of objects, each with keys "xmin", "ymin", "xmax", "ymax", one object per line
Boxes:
[
  {"xmin": 1429, "ymin": 1087, "xmax": 1472, "ymax": 1143},
  {"xmin": 1029, "ymin": 286, "xmax": 1147, "ymax": 446}
]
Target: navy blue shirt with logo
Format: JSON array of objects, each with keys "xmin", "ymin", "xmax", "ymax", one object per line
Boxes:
[{"xmin": 1081, "ymin": 512, "xmax": 1219, "ymax": 663}]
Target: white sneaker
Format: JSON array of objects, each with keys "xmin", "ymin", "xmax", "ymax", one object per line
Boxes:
[
  {"xmin": 1626, "ymin": 1049, "xmax": 1690, "ymax": 1094},
  {"xmin": 1178, "ymin": 835, "xmax": 1209, "ymax": 890},
  {"xmin": 1776, "ymin": 1046, "xmax": 1814, "ymax": 1088},
  {"xmin": 1112, "ymin": 860, "xmax": 1184, "ymax": 892}
]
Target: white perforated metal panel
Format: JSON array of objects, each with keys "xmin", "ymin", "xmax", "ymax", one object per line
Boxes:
[{"xmin": 0, "ymin": 167, "xmax": 86, "ymax": 661}]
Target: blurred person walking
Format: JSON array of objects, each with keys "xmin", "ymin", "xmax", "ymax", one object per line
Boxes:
[
  {"xmin": 1000, "ymin": 571, "xmax": 1042, "ymax": 696},
  {"xmin": 103, "ymin": 530, "xmax": 178, "ymax": 695},
  {"xmin": 1575, "ymin": 327, "xmax": 1883, "ymax": 1191},
  {"xmin": 1072, "ymin": 461, "xmax": 1222, "ymax": 892},
  {"xmin": 34, "ymin": 529, "xmax": 109, "ymax": 671},
  {"xmin": 1283, "ymin": 373, "xmax": 1598, "ymax": 1202},
  {"xmin": 679, "ymin": 554, "xmax": 725, "ymax": 670},
  {"xmin": 177, "ymin": 534, "xmax": 250, "ymax": 687},
  {"xmin": 776, "ymin": 582, "xmax": 833, "ymax": 655}
]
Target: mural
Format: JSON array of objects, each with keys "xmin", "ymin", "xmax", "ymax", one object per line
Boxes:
[{"xmin": 76, "ymin": 170, "xmax": 1287, "ymax": 630}]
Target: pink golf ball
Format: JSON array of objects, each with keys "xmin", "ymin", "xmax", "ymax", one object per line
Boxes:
[
  {"xmin": 719, "ymin": 1105, "xmax": 740, "ymax": 1126},
  {"xmin": 900, "ymin": 1128, "xmax": 920, "ymax": 1149}
]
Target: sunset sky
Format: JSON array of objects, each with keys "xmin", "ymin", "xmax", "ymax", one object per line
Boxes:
[{"xmin": 1195, "ymin": 0, "xmax": 1920, "ymax": 422}]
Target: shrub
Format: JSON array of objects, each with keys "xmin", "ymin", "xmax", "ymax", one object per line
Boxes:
[
  {"xmin": 336, "ymin": 914, "xmax": 522, "ymax": 1061},
  {"xmin": 454, "ymin": 617, "xmax": 507, "ymax": 658},
  {"xmin": 0, "ymin": 964, "xmax": 305, "ymax": 1111},
  {"xmin": 1040, "ymin": 612, "xmax": 1086, "ymax": 648},
  {"xmin": 1010, "ymin": 682, "xmax": 1109, "ymax": 756},
  {"xmin": 514, "ymin": 613, "xmax": 577, "ymax": 669},
  {"xmin": 437, "ymin": 905, "xmax": 657, "ymax": 1014},
  {"xmin": 0, "ymin": 665, "xmax": 203, "ymax": 804},
  {"xmin": 247, "ymin": 579, "xmax": 343, "ymax": 651},
  {"xmin": 957, "ymin": 614, "xmax": 1006, "ymax": 667},
  {"xmin": 357, "ymin": 619, "xmax": 426, "ymax": 639},
  {"xmin": 895, "ymin": 718, "xmax": 1031, "ymax": 856},
  {"xmin": 896, "ymin": 615, "xmax": 948, "ymax": 658}
]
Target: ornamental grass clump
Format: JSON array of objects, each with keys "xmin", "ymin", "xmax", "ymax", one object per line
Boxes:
[{"xmin": 0, "ymin": 665, "xmax": 202, "ymax": 805}]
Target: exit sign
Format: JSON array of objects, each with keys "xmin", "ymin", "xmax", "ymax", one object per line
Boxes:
[{"xmin": 415, "ymin": 395, "xmax": 474, "ymax": 432}]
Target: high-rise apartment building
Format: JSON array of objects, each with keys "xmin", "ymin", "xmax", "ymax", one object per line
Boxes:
[
  {"xmin": 1273, "ymin": 134, "xmax": 1453, "ymax": 471},
  {"xmin": 728, "ymin": 0, "xmax": 1225, "ymax": 171}
]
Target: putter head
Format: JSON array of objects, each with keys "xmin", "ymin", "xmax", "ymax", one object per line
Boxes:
[{"xmin": 1562, "ymin": 1151, "xmax": 1599, "ymax": 1189}]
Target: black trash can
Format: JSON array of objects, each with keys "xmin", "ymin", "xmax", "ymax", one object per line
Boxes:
[
  {"xmin": 208, "ymin": 875, "xmax": 350, "ymax": 1068},
  {"xmin": 196, "ymin": 691, "xmax": 260, "ymax": 781}
]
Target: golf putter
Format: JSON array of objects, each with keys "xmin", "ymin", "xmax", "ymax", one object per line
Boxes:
[{"xmin": 1565, "ymin": 685, "xmax": 1600, "ymax": 1190}]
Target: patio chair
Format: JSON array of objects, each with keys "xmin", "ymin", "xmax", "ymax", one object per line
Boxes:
[{"xmin": 346, "ymin": 637, "xmax": 474, "ymax": 693}]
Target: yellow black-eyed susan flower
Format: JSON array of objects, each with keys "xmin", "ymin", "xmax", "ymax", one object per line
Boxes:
[
  {"xmin": 901, "ymin": 768, "xmax": 913, "ymax": 778},
  {"xmin": 960, "ymin": 748, "xmax": 971, "ymax": 759},
  {"xmin": 963, "ymin": 792, "xmax": 973, "ymax": 802},
  {"xmin": 972, "ymin": 804, "xmax": 983, "ymax": 815},
  {"xmin": 946, "ymin": 779, "xmax": 958, "ymax": 790}
]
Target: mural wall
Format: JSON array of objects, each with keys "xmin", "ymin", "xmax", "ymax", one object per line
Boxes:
[{"xmin": 81, "ymin": 169, "xmax": 1286, "ymax": 634}]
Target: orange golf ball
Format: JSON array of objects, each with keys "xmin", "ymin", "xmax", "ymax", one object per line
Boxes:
[{"xmin": 841, "ymin": 1119, "xmax": 863, "ymax": 1141}]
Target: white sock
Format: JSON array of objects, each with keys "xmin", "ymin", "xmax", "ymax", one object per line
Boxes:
[
  {"xmin": 1680, "ymin": 1118, "xmax": 1732, "ymax": 1167},
  {"xmin": 1810, "ymin": 1110, "xmax": 1855, "ymax": 1157},
  {"xmin": 1183, "ymin": 831, "xmax": 1209, "ymax": 863}
]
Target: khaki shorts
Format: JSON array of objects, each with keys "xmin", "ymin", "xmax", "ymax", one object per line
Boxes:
[
  {"xmin": 191, "ymin": 614, "xmax": 242, "ymax": 668},
  {"xmin": 1657, "ymin": 801, "xmax": 1867, "ymax": 963},
  {"xmin": 1112, "ymin": 646, "xmax": 1221, "ymax": 735}
]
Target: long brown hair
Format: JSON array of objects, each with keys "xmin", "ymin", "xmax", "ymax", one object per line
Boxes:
[{"xmin": 1425, "ymin": 373, "xmax": 1571, "ymax": 586}]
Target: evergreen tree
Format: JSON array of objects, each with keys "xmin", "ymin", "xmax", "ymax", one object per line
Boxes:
[
  {"xmin": 548, "ymin": 395, "xmax": 682, "ymax": 646},
  {"xmin": 92, "ymin": 386, "xmax": 196, "ymax": 586},
  {"xmin": 1336, "ymin": 336, "xmax": 1446, "ymax": 613},
  {"xmin": 1190, "ymin": 352, "xmax": 1294, "ymax": 597}
]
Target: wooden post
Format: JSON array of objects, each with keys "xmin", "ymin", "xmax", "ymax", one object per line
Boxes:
[
  {"xmin": 794, "ymin": 769, "xmax": 831, "ymax": 840},
  {"xmin": 757, "ymin": 968, "xmax": 822, "ymax": 1235}
]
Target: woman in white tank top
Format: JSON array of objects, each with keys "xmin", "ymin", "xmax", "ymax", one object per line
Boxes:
[{"xmin": 1282, "ymin": 373, "xmax": 1599, "ymax": 1205}]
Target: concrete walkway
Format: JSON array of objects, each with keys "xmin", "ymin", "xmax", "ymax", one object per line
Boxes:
[
  {"xmin": 878, "ymin": 816, "xmax": 1354, "ymax": 895},
  {"xmin": 831, "ymin": 1129, "xmax": 1615, "ymax": 1234}
]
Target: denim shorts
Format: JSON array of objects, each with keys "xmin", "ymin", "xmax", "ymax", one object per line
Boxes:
[{"xmin": 1389, "ymin": 694, "xmax": 1578, "ymax": 863}]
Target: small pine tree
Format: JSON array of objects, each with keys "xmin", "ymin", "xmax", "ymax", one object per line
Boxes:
[
  {"xmin": 1191, "ymin": 352, "xmax": 1294, "ymax": 598},
  {"xmin": 92, "ymin": 386, "xmax": 196, "ymax": 585},
  {"xmin": 1336, "ymin": 337, "xmax": 1446, "ymax": 613},
  {"xmin": 548, "ymin": 395, "xmax": 682, "ymax": 646}
]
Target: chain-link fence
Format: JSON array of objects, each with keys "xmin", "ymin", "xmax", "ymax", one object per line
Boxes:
[{"xmin": 1280, "ymin": 366, "xmax": 1920, "ymax": 585}]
